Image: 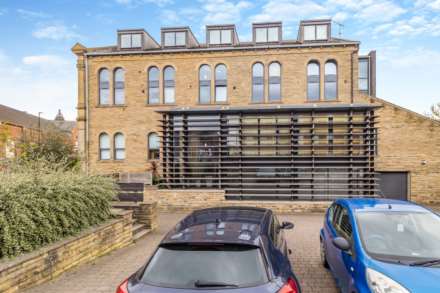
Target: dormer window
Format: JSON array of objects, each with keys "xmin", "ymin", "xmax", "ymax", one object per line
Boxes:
[
  {"xmin": 117, "ymin": 29, "xmax": 160, "ymax": 50},
  {"xmin": 209, "ymin": 29, "xmax": 232, "ymax": 45},
  {"xmin": 253, "ymin": 22, "xmax": 282, "ymax": 43},
  {"xmin": 120, "ymin": 33, "xmax": 142, "ymax": 48},
  {"xmin": 304, "ymin": 25, "xmax": 328, "ymax": 41},
  {"xmin": 256, "ymin": 27, "xmax": 279, "ymax": 42},
  {"xmin": 300, "ymin": 20, "xmax": 331, "ymax": 42},
  {"xmin": 164, "ymin": 31, "xmax": 186, "ymax": 47},
  {"xmin": 206, "ymin": 25, "xmax": 238, "ymax": 46}
]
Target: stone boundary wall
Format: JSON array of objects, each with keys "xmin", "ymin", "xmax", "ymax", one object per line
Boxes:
[
  {"xmin": 144, "ymin": 188, "xmax": 331, "ymax": 214},
  {"xmin": 0, "ymin": 210, "xmax": 133, "ymax": 293}
]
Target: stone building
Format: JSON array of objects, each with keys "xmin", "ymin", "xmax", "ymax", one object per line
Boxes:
[{"xmin": 72, "ymin": 19, "xmax": 440, "ymax": 205}]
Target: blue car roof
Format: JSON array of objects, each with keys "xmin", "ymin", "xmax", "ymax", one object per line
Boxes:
[
  {"xmin": 335, "ymin": 198, "xmax": 428, "ymax": 213},
  {"xmin": 161, "ymin": 206, "xmax": 271, "ymax": 247}
]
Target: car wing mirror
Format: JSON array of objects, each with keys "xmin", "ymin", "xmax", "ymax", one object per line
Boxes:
[
  {"xmin": 332, "ymin": 237, "xmax": 351, "ymax": 251},
  {"xmin": 281, "ymin": 221, "xmax": 294, "ymax": 230}
]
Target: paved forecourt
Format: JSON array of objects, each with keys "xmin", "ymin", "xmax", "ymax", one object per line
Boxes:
[{"xmin": 25, "ymin": 213, "xmax": 338, "ymax": 293}]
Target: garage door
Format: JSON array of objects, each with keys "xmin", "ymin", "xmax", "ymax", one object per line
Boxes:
[{"xmin": 378, "ymin": 172, "xmax": 408, "ymax": 200}]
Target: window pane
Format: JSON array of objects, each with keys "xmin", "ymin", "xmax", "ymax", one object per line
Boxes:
[
  {"xmin": 210, "ymin": 30, "xmax": 220, "ymax": 44},
  {"xmin": 149, "ymin": 88, "xmax": 160, "ymax": 103},
  {"xmin": 115, "ymin": 134, "xmax": 125, "ymax": 148},
  {"xmin": 252, "ymin": 84, "xmax": 264, "ymax": 102},
  {"xmin": 316, "ymin": 25, "xmax": 328, "ymax": 40},
  {"xmin": 149, "ymin": 67, "xmax": 159, "ymax": 81},
  {"xmin": 164, "ymin": 87, "xmax": 175, "ymax": 103},
  {"xmin": 325, "ymin": 82, "xmax": 337, "ymax": 100},
  {"xmin": 215, "ymin": 64, "xmax": 227, "ymax": 80},
  {"xmin": 100, "ymin": 89, "xmax": 110, "ymax": 105},
  {"xmin": 100, "ymin": 134, "xmax": 110, "ymax": 148},
  {"xmin": 359, "ymin": 79, "xmax": 369, "ymax": 91},
  {"xmin": 120, "ymin": 34, "xmax": 131, "ymax": 48},
  {"xmin": 199, "ymin": 65, "xmax": 211, "ymax": 80},
  {"xmin": 307, "ymin": 62, "xmax": 319, "ymax": 76},
  {"xmin": 221, "ymin": 29, "xmax": 232, "ymax": 43},
  {"xmin": 164, "ymin": 32, "xmax": 174, "ymax": 46},
  {"xmin": 115, "ymin": 89, "xmax": 124, "ymax": 105},
  {"xmin": 176, "ymin": 32, "xmax": 186, "ymax": 46},
  {"xmin": 149, "ymin": 133, "xmax": 160, "ymax": 149},
  {"xmin": 359, "ymin": 60, "xmax": 369, "ymax": 78},
  {"xmin": 115, "ymin": 149, "xmax": 125, "ymax": 160},
  {"xmin": 101, "ymin": 150, "xmax": 111, "ymax": 160},
  {"xmin": 132, "ymin": 34, "xmax": 142, "ymax": 47},
  {"xmin": 253, "ymin": 63, "xmax": 264, "ymax": 77},
  {"xmin": 255, "ymin": 28, "xmax": 267, "ymax": 42},
  {"xmin": 199, "ymin": 86, "xmax": 211, "ymax": 104},
  {"xmin": 215, "ymin": 86, "xmax": 227, "ymax": 102},
  {"xmin": 308, "ymin": 83, "xmax": 320, "ymax": 101},
  {"xmin": 325, "ymin": 62, "xmax": 337, "ymax": 75},
  {"xmin": 269, "ymin": 62, "xmax": 280, "ymax": 77},
  {"xmin": 268, "ymin": 27, "xmax": 279, "ymax": 42},
  {"xmin": 269, "ymin": 84, "xmax": 281, "ymax": 101},
  {"xmin": 304, "ymin": 25, "xmax": 315, "ymax": 40},
  {"xmin": 164, "ymin": 67, "xmax": 175, "ymax": 81}
]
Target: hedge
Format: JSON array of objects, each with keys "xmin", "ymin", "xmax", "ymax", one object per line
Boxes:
[{"xmin": 0, "ymin": 160, "xmax": 117, "ymax": 258}]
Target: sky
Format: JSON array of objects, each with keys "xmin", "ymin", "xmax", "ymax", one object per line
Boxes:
[{"xmin": 0, "ymin": 0, "xmax": 439, "ymax": 121}]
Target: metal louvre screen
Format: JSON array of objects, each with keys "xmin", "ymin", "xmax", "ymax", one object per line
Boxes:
[{"xmin": 159, "ymin": 105, "xmax": 378, "ymax": 200}]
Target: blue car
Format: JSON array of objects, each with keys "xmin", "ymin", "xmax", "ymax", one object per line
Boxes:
[
  {"xmin": 320, "ymin": 198, "xmax": 440, "ymax": 293},
  {"xmin": 117, "ymin": 206, "xmax": 300, "ymax": 293}
]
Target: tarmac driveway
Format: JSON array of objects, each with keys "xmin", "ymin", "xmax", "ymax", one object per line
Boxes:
[{"xmin": 25, "ymin": 213, "xmax": 338, "ymax": 293}]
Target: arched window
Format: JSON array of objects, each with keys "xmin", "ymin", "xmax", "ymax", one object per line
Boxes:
[
  {"xmin": 325, "ymin": 61, "xmax": 337, "ymax": 100},
  {"xmin": 164, "ymin": 66, "xmax": 175, "ymax": 104},
  {"xmin": 148, "ymin": 132, "xmax": 160, "ymax": 160},
  {"xmin": 114, "ymin": 68, "xmax": 125, "ymax": 105},
  {"xmin": 268, "ymin": 62, "xmax": 281, "ymax": 101},
  {"xmin": 148, "ymin": 66, "xmax": 159, "ymax": 104},
  {"xmin": 99, "ymin": 133, "xmax": 110, "ymax": 160},
  {"xmin": 114, "ymin": 133, "xmax": 125, "ymax": 160},
  {"xmin": 252, "ymin": 63, "xmax": 264, "ymax": 103},
  {"xmin": 199, "ymin": 65, "xmax": 211, "ymax": 104},
  {"xmin": 307, "ymin": 61, "xmax": 320, "ymax": 101},
  {"xmin": 215, "ymin": 64, "xmax": 227, "ymax": 103},
  {"xmin": 99, "ymin": 69, "xmax": 110, "ymax": 105}
]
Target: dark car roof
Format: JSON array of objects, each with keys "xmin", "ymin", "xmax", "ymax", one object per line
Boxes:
[{"xmin": 161, "ymin": 206, "xmax": 271, "ymax": 247}]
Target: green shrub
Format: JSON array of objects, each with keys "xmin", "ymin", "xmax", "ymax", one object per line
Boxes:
[{"xmin": 0, "ymin": 160, "xmax": 117, "ymax": 259}]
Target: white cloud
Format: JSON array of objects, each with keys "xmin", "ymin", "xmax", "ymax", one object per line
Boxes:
[
  {"xmin": 373, "ymin": 15, "xmax": 440, "ymax": 37},
  {"xmin": 202, "ymin": 0, "xmax": 252, "ymax": 24},
  {"xmin": 115, "ymin": 0, "xmax": 172, "ymax": 7},
  {"xmin": 17, "ymin": 9, "xmax": 50, "ymax": 19},
  {"xmin": 32, "ymin": 24, "xmax": 81, "ymax": 40},
  {"xmin": 325, "ymin": 0, "xmax": 406, "ymax": 23},
  {"xmin": 415, "ymin": 0, "xmax": 440, "ymax": 10},
  {"xmin": 0, "ymin": 8, "xmax": 6, "ymax": 15},
  {"xmin": 0, "ymin": 52, "xmax": 76, "ymax": 120},
  {"xmin": 250, "ymin": 0, "xmax": 327, "ymax": 23},
  {"xmin": 333, "ymin": 12, "xmax": 348, "ymax": 23}
]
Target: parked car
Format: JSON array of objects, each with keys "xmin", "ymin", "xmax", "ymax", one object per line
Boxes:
[
  {"xmin": 117, "ymin": 206, "xmax": 300, "ymax": 293},
  {"xmin": 320, "ymin": 198, "xmax": 440, "ymax": 293}
]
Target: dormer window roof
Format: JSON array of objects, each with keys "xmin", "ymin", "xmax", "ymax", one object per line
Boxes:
[
  {"xmin": 161, "ymin": 27, "xmax": 199, "ymax": 48},
  {"xmin": 117, "ymin": 29, "xmax": 160, "ymax": 50},
  {"xmin": 299, "ymin": 19, "xmax": 331, "ymax": 42},
  {"xmin": 253, "ymin": 22, "xmax": 282, "ymax": 44},
  {"xmin": 206, "ymin": 24, "xmax": 239, "ymax": 46}
]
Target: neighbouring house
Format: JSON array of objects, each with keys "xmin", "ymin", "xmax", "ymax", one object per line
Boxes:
[
  {"xmin": 72, "ymin": 19, "xmax": 440, "ymax": 205},
  {"xmin": 0, "ymin": 104, "xmax": 77, "ymax": 159}
]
